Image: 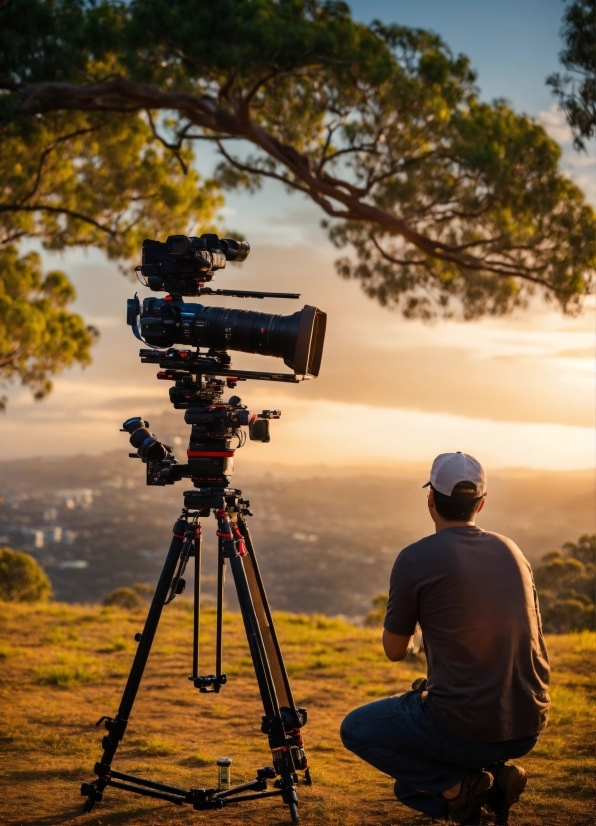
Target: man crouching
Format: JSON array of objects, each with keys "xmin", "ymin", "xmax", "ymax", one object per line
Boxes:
[{"xmin": 340, "ymin": 452, "xmax": 550, "ymax": 825}]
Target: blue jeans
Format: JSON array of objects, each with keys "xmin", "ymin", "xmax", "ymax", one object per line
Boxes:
[{"xmin": 340, "ymin": 691, "xmax": 538, "ymax": 819}]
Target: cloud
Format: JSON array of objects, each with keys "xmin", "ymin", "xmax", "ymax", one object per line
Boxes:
[
  {"xmin": 538, "ymin": 105, "xmax": 596, "ymax": 206},
  {"xmin": 244, "ymin": 399, "xmax": 596, "ymax": 471},
  {"xmin": 557, "ymin": 347, "xmax": 596, "ymax": 359},
  {"xmin": 539, "ymin": 105, "xmax": 575, "ymax": 146}
]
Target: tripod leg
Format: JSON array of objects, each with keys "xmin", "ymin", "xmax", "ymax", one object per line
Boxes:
[
  {"xmin": 216, "ymin": 536, "xmax": 225, "ymax": 680},
  {"xmin": 93, "ymin": 517, "xmax": 189, "ymax": 772},
  {"xmin": 227, "ymin": 551, "xmax": 278, "ymax": 715},
  {"xmin": 216, "ymin": 508, "xmax": 303, "ymax": 822},
  {"xmin": 226, "ymin": 549, "xmax": 302, "ymax": 820},
  {"xmin": 192, "ymin": 525, "xmax": 202, "ymax": 679},
  {"xmin": 237, "ymin": 514, "xmax": 311, "ymax": 780},
  {"xmin": 237, "ymin": 514, "xmax": 295, "ymax": 709}
]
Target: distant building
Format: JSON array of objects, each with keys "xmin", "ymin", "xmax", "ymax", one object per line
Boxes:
[
  {"xmin": 21, "ymin": 528, "xmax": 44, "ymax": 548},
  {"xmin": 43, "ymin": 507, "xmax": 58, "ymax": 522},
  {"xmin": 44, "ymin": 527, "xmax": 63, "ymax": 543},
  {"xmin": 58, "ymin": 489, "xmax": 93, "ymax": 508},
  {"xmin": 20, "ymin": 526, "xmax": 63, "ymax": 547}
]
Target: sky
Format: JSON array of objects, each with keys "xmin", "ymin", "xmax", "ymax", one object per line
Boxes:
[{"xmin": 1, "ymin": 1, "xmax": 595, "ymax": 473}]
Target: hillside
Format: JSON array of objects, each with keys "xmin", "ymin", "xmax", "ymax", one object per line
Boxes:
[{"xmin": 0, "ymin": 601, "xmax": 593, "ymax": 826}]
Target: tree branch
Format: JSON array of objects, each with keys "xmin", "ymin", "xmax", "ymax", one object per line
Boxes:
[
  {"xmin": 8, "ymin": 77, "xmax": 587, "ymax": 291},
  {"xmin": 0, "ymin": 203, "xmax": 117, "ymax": 235},
  {"xmin": 215, "ymin": 141, "xmax": 311, "ymax": 196},
  {"xmin": 15, "ymin": 126, "xmax": 99, "ymax": 206},
  {"xmin": 145, "ymin": 110, "xmax": 188, "ymax": 174}
]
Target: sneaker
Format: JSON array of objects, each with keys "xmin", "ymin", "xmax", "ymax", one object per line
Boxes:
[
  {"xmin": 486, "ymin": 762, "xmax": 527, "ymax": 824},
  {"xmin": 447, "ymin": 770, "xmax": 492, "ymax": 824}
]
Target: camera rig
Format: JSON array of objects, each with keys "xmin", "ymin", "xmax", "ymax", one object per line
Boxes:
[{"xmin": 80, "ymin": 234, "xmax": 326, "ymax": 825}]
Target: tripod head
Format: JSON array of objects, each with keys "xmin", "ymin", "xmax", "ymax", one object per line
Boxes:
[
  {"xmin": 122, "ymin": 354, "xmax": 280, "ymax": 494},
  {"xmin": 123, "ymin": 337, "xmax": 303, "ymax": 506}
]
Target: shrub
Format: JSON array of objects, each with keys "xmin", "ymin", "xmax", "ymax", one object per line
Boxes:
[
  {"xmin": 535, "ymin": 534, "xmax": 595, "ymax": 633},
  {"xmin": 542, "ymin": 599, "xmax": 595, "ymax": 634},
  {"xmin": 131, "ymin": 582, "xmax": 154, "ymax": 599},
  {"xmin": 103, "ymin": 587, "xmax": 143, "ymax": 610},
  {"xmin": 364, "ymin": 593, "xmax": 388, "ymax": 627},
  {"xmin": 0, "ymin": 546, "xmax": 52, "ymax": 602}
]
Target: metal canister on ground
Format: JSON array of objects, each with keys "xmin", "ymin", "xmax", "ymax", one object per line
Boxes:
[{"xmin": 217, "ymin": 757, "xmax": 232, "ymax": 789}]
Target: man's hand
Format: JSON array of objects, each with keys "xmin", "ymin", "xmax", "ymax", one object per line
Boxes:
[{"xmin": 382, "ymin": 629, "xmax": 413, "ymax": 662}]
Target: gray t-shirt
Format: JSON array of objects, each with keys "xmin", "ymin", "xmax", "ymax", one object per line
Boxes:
[{"xmin": 384, "ymin": 526, "xmax": 550, "ymax": 743}]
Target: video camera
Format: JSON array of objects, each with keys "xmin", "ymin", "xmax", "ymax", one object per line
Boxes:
[
  {"xmin": 136, "ymin": 233, "xmax": 250, "ymax": 295},
  {"xmin": 128, "ymin": 233, "xmax": 326, "ymax": 378}
]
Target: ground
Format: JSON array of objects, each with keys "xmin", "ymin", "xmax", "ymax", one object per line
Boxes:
[{"xmin": 0, "ymin": 601, "xmax": 593, "ymax": 826}]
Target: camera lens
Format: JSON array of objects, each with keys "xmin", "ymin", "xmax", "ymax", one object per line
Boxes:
[
  {"xmin": 140, "ymin": 300, "xmax": 326, "ymax": 376},
  {"xmin": 221, "ymin": 239, "xmax": 250, "ymax": 262},
  {"xmin": 190, "ymin": 304, "xmax": 326, "ymax": 376}
]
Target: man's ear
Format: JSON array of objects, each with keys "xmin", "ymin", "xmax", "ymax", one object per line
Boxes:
[
  {"xmin": 427, "ymin": 489, "xmax": 435, "ymax": 510},
  {"xmin": 477, "ymin": 495, "xmax": 486, "ymax": 514}
]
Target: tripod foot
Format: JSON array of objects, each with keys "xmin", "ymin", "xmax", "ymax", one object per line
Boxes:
[
  {"xmin": 81, "ymin": 781, "xmax": 103, "ymax": 813},
  {"xmin": 288, "ymin": 800, "xmax": 299, "ymax": 824}
]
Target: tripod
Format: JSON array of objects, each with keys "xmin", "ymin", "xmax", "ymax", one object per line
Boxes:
[{"xmin": 81, "ymin": 349, "xmax": 312, "ymax": 824}]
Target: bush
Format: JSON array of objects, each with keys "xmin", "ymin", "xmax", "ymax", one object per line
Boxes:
[
  {"xmin": 364, "ymin": 593, "xmax": 388, "ymax": 627},
  {"xmin": 131, "ymin": 582, "xmax": 154, "ymax": 599},
  {"xmin": 542, "ymin": 599, "xmax": 595, "ymax": 634},
  {"xmin": 535, "ymin": 534, "xmax": 595, "ymax": 633},
  {"xmin": 0, "ymin": 546, "xmax": 52, "ymax": 602},
  {"xmin": 103, "ymin": 587, "xmax": 143, "ymax": 610}
]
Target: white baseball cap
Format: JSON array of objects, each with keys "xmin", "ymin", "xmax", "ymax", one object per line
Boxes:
[{"xmin": 422, "ymin": 452, "xmax": 487, "ymax": 497}]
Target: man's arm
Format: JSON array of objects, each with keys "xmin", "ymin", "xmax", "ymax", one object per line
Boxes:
[
  {"xmin": 382, "ymin": 629, "xmax": 413, "ymax": 662},
  {"xmin": 383, "ymin": 551, "xmax": 417, "ymax": 661}
]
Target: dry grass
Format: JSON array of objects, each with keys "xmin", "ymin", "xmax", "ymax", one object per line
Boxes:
[{"xmin": 0, "ymin": 601, "xmax": 593, "ymax": 826}]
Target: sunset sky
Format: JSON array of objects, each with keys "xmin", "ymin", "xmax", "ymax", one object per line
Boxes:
[{"xmin": 2, "ymin": 0, "xmax": 594, "ymax": 472}]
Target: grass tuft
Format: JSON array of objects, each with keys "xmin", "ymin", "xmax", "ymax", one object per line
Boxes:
[
  {"xmin": 99, "ymin": 635, "xmax": 131, "ymax": 653},
  {"xmin": 35, "ymin": 655, "xmax": 103, "ymax": 688},
  {"xmin": 0, "ymin": 642, "xmax": 14, "ymax": 659},
  {"xmin": 42, "ymin": 625, "xmax": 80, "ymax": 645},
  {"xmin": 134, "ymin": 736, "xmax": 178, "ymax": 757},
  {"xmin": 180, "ymin": 751, "xmax": 213, "ymax": 768}
]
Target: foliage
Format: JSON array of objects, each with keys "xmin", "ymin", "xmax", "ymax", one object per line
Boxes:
[
  {"xmin": 535, "ymin": 534, "xmax": 595, "ymax": 633},
  {"xmin": 130, "ymin": 581, "xmax": 154, "ymax": 600},
  {"xmin": 547, "ymin": 0, "xmax": 596, "ymax": 151},
  {"xmin": 0, "ymin": 0, "xmax": 593, "ymax": 322},
  {"xmin": 0, "ymin": 104, "xmax": 221, "ymax": 406},
  {"xmin": 364, "ymin": 592, "xmax": 388, "ymax": 627},
  {"xmin": 1, "ymin": 110, "xmax": 222, "ymax": 257},
  {"xmin": 103, "ymin": 586, "xmax": 144, "ymax": 610},
  {"xmin": 0, "ymin": 245, "xmax": 96, "ymax": 407},
  {"xmin": 0, "ymin": 546, "xmax": 52, "ymax": 602}
]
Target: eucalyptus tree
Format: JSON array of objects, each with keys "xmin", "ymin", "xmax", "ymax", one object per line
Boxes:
[
  {"xmin": 548, "ymin": 0, "xmax": 596, "ymax": 151},
  {"xmin": 1, "ymin": 0, "xmax": 594, "ymax": 399}
]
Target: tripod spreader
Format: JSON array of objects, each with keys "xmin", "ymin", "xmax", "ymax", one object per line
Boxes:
[{"xmin": 192, "ymin": 673, "xmax": 227, "ymax": 693}]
